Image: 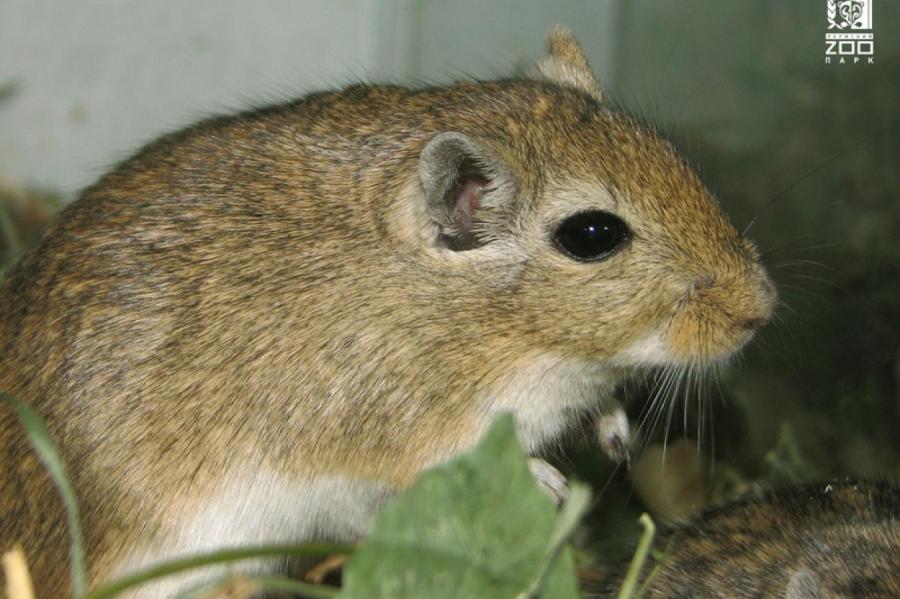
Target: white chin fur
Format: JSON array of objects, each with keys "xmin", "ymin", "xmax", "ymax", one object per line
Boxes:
[
  {"xmin": 615, "ymin": 330, "xmax": 749, "ymax": 369},
  {"xmin": 483, "ymin": 354, "xmax": 620, "ymax": 454},
  {"xmin": 613, "ymin": 332, "xmax": 672, "ymax": 368}
]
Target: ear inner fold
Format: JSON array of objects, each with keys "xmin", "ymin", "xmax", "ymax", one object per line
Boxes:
[
  {"xmin": 453, "ymin": 177, "xmax": 488, "ymax": 236},
  {"xmin": 418, "ymin": 132, "xmax": 513, "ymax": 251}
]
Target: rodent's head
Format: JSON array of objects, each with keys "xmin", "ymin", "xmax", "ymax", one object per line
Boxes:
[{"xmin": 406, "ymin": 28, "xmax": 774, "ymax": 371}]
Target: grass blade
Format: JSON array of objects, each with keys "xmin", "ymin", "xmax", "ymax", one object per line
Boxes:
[
  {"xmin": 617, "ymin": 513, "xmax": 656, "ymax": 599},
  {"xmin": 82, "ymin": 543, "xmax": 352, "ymax": 599},
  {"xmin": 2, "ymin": 393, "xmax": 87, "ymax": 596}
]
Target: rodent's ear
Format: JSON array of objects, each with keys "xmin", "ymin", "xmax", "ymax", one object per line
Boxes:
[
  {"xmin": 419, "ymin": 132, "xmax": 516, "ymax": 251},
  {"xmin": 532, "ymin": 26, "xmax": 602, "ymax": 102}
]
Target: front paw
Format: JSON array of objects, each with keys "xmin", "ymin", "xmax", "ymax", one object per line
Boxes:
[
  {"xmin": 595, "ymin": 402, "xmax": 631, "ymax": 466},
  {"xmin": 528, "ymin": 458, "xmax": 570, "ymax": 507}
]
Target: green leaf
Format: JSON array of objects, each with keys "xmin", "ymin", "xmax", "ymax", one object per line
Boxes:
[
  {"xmin": 519, "ymin": 483, "xmax": 590, "ymax": 599},
  {"xmin": 2, "ymin": 393, "xmax": 87, "ymax": 596},
  {"xmin": 339, "ymin": 414, "xmax": 585, "ymax": 599}
]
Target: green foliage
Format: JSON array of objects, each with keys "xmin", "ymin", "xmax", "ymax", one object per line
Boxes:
[
  {"xmin": 0, "ymin": 184, "xmax": 59, "ymax": 277},
  {"xmin": 0, "ymin": 197, "xmax": 22, "ymax": 275},
  {"xmin": 763, "ymin": 423, "xmax": 817, "ymax": 483},
  {"xmin": 340, "ymin": 415, "xmax": 588, "ymax": 599}
]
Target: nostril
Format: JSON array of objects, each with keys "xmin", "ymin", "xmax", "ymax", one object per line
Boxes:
[{"xmin": 737, "ymin": 317, "xmax": 767, "ymax": 331}]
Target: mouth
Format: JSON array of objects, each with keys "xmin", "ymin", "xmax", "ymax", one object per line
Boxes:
[{"xmin": 613, "ymin": 319, "xmax": 762, "ymax": 371}]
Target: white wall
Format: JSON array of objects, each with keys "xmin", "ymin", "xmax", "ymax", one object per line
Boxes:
[
  {"xmin": 412, "ymin": 0, "xmax": 618, "ymax": 86},
  {"xmin": 0, "ymin": 0, "xmax": 618, "ymax": 197}
]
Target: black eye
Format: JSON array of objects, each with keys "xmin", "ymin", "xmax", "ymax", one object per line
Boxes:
[{"xmin": 554, "ymin": 210, "xmax": 630, "ymax": 261}]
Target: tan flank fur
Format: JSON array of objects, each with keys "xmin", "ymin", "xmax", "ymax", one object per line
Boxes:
[{"xmin": 0, "ymin": 29, "xmax": 774, "ymax": 596}]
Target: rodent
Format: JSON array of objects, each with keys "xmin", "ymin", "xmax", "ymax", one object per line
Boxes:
[
  {"xmin": 0, "ymin": 28, "xmax": 775, "ymax": 596},
  {"xmin": 593, "ymin": 480, "xmax": 900, "ymax": 598}
]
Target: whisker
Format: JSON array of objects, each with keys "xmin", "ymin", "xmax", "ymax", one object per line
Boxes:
[
  {"xmin": 761, "ymin": 238, "xmax": 840, "ymax": 260},
  {"xmin": 654, "ymin": 1, "xmax": 703, "ymax": 103},
  {"xmin": 637, "ymin": 370, "xmax": 667, "ymax": 438},
  {"xmin": 784, "ymin": 273, "xmax": 845, "ymax": 290},
  {"xmin": 662, "ymin": 366, "xmax": 688, "ymax": 457},
  {"xmin": 634, "ymin": 369, "xmax": 664, "ymax": 441},
  {"xmin": 683, "ymin": 362, "xmax": 694, "ymax": 433},
  {"xmin": 637, "ymin": 364, "xmax": 681, "ymax": 455},
  {"xmin": 767, "ymin": 311, "xmax": 804, "ymax": 360},
  {"xmin": 772, "ymin": 284, "xmax": 820, "ymax": 305},
  {"xmin": 742, "ymin": 152, "xmax": 843, "ymax": 236},
  {"xmin": 775, "ymin": 299, "xmax": 800, "ymax": 322},
  {"xmin": 771, "ymin": 259, "xmax": 835, "ymax": 271}
]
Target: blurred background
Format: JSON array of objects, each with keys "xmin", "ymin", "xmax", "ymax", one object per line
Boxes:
[{"xmin": 2, "ymin": 0, "xmax": 898, "ymax": 575}]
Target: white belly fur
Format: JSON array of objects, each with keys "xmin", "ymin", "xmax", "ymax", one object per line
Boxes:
[{"xmin": 110, "ymin": 471, "xmax": 393, "ymax": 598}]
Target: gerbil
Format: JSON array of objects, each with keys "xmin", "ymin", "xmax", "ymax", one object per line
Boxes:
[
  {"xmin": 595, "ymin": 480, "xmax": 900, "ymax": 598},
  {"xmin": 0, "ymin": 28, "xmax": 774, "ymax": 596}
]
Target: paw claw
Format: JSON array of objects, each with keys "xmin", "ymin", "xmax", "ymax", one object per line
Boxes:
[
  {"xmin": 528, "ymin": 458, "xmax": 570, "ymax": 507},
  {"xmin": 595, "ymin": 403, "xmax": 631, "ymax": 465}
]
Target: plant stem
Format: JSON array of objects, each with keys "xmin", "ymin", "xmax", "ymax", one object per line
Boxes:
[
  {"xmin": 617, "ymin": 513, "xmax": 656, "ymax": 599},
  {"xmin": 81, "ymin": 543, "xmax": 353, "ymax": 599}
]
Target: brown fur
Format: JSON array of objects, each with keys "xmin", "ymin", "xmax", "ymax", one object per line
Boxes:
[
  {"xmin": 0, "ymin": 29, "xmax": 773, "ymax": 595},
  {"xmin": 597, "ymin": 481, "xmax": 900, "ymax": 598}
]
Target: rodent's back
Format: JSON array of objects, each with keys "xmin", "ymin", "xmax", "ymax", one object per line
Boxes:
[{"xmin": 598, "ymin": 481, "xmax": 900, "ymax": 598}]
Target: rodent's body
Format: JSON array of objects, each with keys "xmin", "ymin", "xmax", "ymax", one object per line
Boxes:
[
  {"xmin": 0, "ymin": 30, "xmax": 775, "ymax": 596},
  {"xmin": 598, "ymin": 481, "xmax": 900, "ymax": 598}
]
